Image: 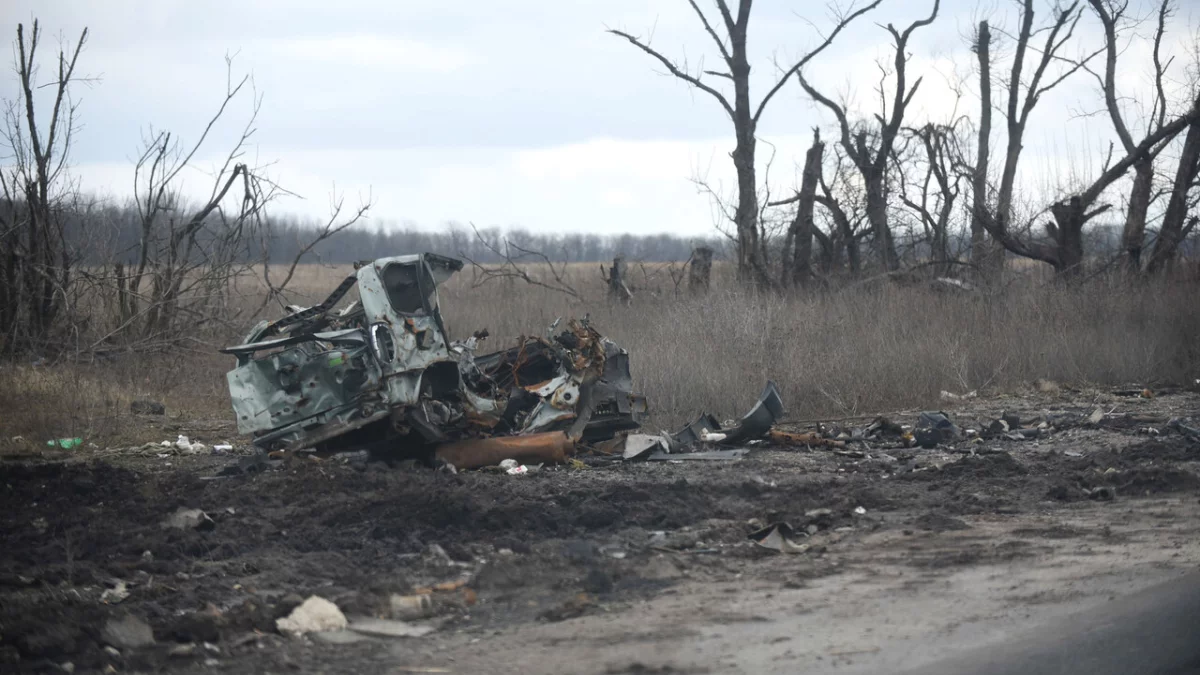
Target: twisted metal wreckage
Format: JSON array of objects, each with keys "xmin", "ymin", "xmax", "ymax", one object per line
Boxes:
[{"xmin": 221, "ymin": 253, "xmax": 783, "ymax": 469}]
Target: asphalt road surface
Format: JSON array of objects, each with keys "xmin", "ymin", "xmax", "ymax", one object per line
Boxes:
[{"xmin": 905, "ymin": 568, "xmax": 1200, "ymax": 675}]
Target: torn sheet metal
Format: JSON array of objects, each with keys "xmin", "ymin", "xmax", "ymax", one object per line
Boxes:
[
  {"xmin": 621, "ymin": 433, "xmax": 671, "ymax": 460},
  {"xmin": 748, "ymin": 522, "xmax": 809, "ymax": 553},
  {"xmin": 223, "ymin": 253, "xmax": 646, "ymax": 459},
  {"xmin": 668, "ymin": 380, "xmax": 784, "ymax": 450}
]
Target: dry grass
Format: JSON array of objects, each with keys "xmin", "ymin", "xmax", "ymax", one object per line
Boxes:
[{"xmin": 3, "ymin": 262, "xmax": 1198, "ymax": 446}]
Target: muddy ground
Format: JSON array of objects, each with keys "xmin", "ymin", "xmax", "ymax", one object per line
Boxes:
[{"xmin": 2, "ymin": 387, "xmax": 1200, "ymax": 674}]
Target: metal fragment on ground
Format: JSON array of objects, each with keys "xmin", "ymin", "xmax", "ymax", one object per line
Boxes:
[
  {"xmin": 748, "ymin": 522, "xmax": 809, "ymax": 553},
  {"xmin": 435, "ymin": 431, "xmax": 572, "ymax": 470},
  {"xmin": 668, "ymin": 380, "xmax": 784, "ymax": 450}
]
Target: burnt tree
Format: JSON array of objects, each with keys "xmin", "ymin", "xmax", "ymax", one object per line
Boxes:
[
  {"xmin": 609, "ymin": 0, "xmax": 881, "ymax": 288},
  {"xmin": 1088, "ymin": 0, "xmax": 1175, "ymax": 271},
  {"xmin": 0, "ymin": 21, "xmax": 88, "ymax": 355},
  {"xmin": 1147, "ymin": 95, "xmax": 1200, "ymax": 273},
  {"xmin": 776, "ymin": 130, "xmax": 825, "ymax": 288},
  {"xmin": 797, "ymin": 0, "xmax": 939, "ymax": 272}
]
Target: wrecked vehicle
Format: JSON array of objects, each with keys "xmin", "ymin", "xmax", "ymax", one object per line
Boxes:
[{"xmin": 222, "ymin": 253, "xmax": 646, "ymax": 457}]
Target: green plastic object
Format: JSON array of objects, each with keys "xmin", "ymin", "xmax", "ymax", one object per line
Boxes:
[{"xmin": 47, "ymin": 438, "xmax": 82, "ymax": 449}]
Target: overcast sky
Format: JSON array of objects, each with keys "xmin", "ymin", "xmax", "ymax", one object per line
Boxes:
[{"xmin": 3, "ymin": 0, "xmax": 1196, "ymax": 235}]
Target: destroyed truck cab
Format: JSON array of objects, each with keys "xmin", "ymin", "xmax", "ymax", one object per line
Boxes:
[{"xmin": 222, "ymin": 253, "xmax": 646, "ymax": 455}]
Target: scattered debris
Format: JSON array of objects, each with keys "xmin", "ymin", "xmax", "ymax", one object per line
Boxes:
[
  {"xmin": 1169, "ymin": 418, "xmax": 1200, "ymax": 441},
  {"xmin": 766, "ymin": 430, "xmax": 845, "ymax": 449},
  {"xmin": 939, "ymin": 390, "xmax": 978, "ymax": 401},
  {"xmin": 914, "ymin": 412, "xmax": 960, "ymax": 448},
  {"xmin": 170, "ymin": 435, "xmax": 206, "ymax": 454},
  {"xmin": 276, "ymin": 596, "xmax": 347, "ymax": 637},
  {"xmin": 100, "ymin": 581, "xmax": 129, "ymax": 604},
  {"xmin": 161, "ymin": 508, "xmax": 215, "ymax": 531},
  {"xmin": 1087, "ymin": 408, "xmax": 1105, "ymax": 425},
  {"xmin": 621, "ymin": 433, "xmax": 671, "ymax": 460},
  {"xmin": 212, "ymin": 444, "xmax": 233, "ymax": 454},
  {"xmin": 389, "ymin": 594, "xmax": 434, "ymax": 621},
  {"xmin": 101, "ymin": 615, "xmax": 155, "ymax": 650},
  {"xmin": 749, "ymin": 522, "xmax": 809, "ymax": 554},
  {"xmin": 671, "ymin": 381, "xmax": 784, "ymax": 448},
  {"xmin": 130, "ymin": 400, "xmax": 165, "ymax": 416}
]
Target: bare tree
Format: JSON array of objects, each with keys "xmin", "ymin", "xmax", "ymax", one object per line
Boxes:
[
  {"xmin": 972, "ymin": 0, "xmax": 1136, "ymax": 276},
  {"xmin": 814, "ymin": 147, "xmax": 866, "ymax": 276},
  {"xmin": 896, "ymin": 122, "xmax": 966, "ymax": 274},
  {"xmin": 0, "ymin": 21, "xmax": 89, "ymax": 355},
  {"xmin": 797, "ymin": 0, "xmax": 940, "ymax": 272},
  {"xmin": 1147, "ymin": 91, "xmax": 1200, "ymax": 273},
  {"xmin": 1087, "ymin": 0, "xmax": 1176, "ymax": 271},
  {"xmin": 106, "ymin": 55, "xmax": 370, "ymax": 349},
  {"xmin": 461, "ymin": 223, "xmax": 582, "ymax": 299},
  {"xmin": 969, "ymin": 20, "xmax": 1003, "ymax": 278},
  {"xmin": 609, "ymin": 0, "xmax": 881, "ymax": 287}
]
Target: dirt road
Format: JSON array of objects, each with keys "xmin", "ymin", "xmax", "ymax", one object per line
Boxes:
[{"xmin": 2, "ymin": 389, "xmax": 1198, "ymax": 673}]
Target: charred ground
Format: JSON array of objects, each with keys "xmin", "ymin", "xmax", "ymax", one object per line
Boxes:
[{"xmin": 2, "ymin": 388, "xmax": 1199, "ymax": 673}]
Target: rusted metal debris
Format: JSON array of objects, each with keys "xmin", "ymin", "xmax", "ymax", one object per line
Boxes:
[
  {"xmin": 435, "ymin": 431, "xmax": 573, "ymax": 470},
  {"xmin": 222, "ymin": 253, "xmax": 646, "ymax": 460}
]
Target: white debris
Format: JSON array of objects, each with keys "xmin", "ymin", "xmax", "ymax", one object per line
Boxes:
[
  {"xmin": 161, "ymin": 508, "xmax": 214, "ymax": 531},
  {"xmin": 700, "ymin": 431, "xmax": 728, "ymax": 443},
  {"xmin": 506, "ymin": 465, "xmax": 529, "ymax": 475},
  {"xmin": 173, "ymin": 435, "xmax": 206, "ymax": 454},
  {"xmin": 854, "ymin": 506, "xmax": 867, "ymax": 516},
  {"xmin": 212, "ymin": 444, "xmax": 233, "ymax": 454},
  {"xmin": 276, "ymin": 596, "xmax": 347, "ymax": 637},
  {"xmin": 498, "ymin": 459, "xmax": 519, "ymax": 470},
  {"xmin": 100, "ymin": 581, "xmax": 130, "ymax": 604},
  {"xmin": 622, "ymin": 433, "xmax": 670, "ymax": 460}
]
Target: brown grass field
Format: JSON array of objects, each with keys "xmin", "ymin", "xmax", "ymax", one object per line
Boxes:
[{"xmin": 2, "ymin": 260, "xmax": 1197, "ymax": 447}]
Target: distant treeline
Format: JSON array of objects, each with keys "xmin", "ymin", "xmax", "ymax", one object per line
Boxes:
[
  {"xmin": 67, "ymin": 201, "xmax": 729, "ymax": 264},
  {"xmin": 50, "ymin": 198, "xmax": 1190, "ymax": 267}
]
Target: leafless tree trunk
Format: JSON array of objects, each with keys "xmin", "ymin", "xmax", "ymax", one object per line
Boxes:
[
  {"xmin": 688, "ymin": 245, "xmax": 714, "ymax": 294},
  {"xmin": 1088, "ymin": 0, "xmax": 1173, "ymax": 272},
  {"xmin": 797, "ymin": 1, "xmax": 939, "ymax": 272},
  {"xmin": 971, "ymin": 1, "xmax": 1177, "ymax": 276},
  {"xmin": 603, "ymin": 256, "xmax": 633, "ymax": 304},
  {"xmin": 1148, "ymin": 97, "xmax": 1200, "ymax": 273},
  {"xmin": 777, "ymin": 130, "xmax": 824, "ymax": 288},
  {"xmin": 969, "ymin": 20, "xmax": 1003, "ymax": 279},
  {"xmin": 610, "ymin": 0, "xmax": 880, "ymax": 288},
  {"xmin": 0, "ymin": 21, "xmax": 88, "ymax": 356}
]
